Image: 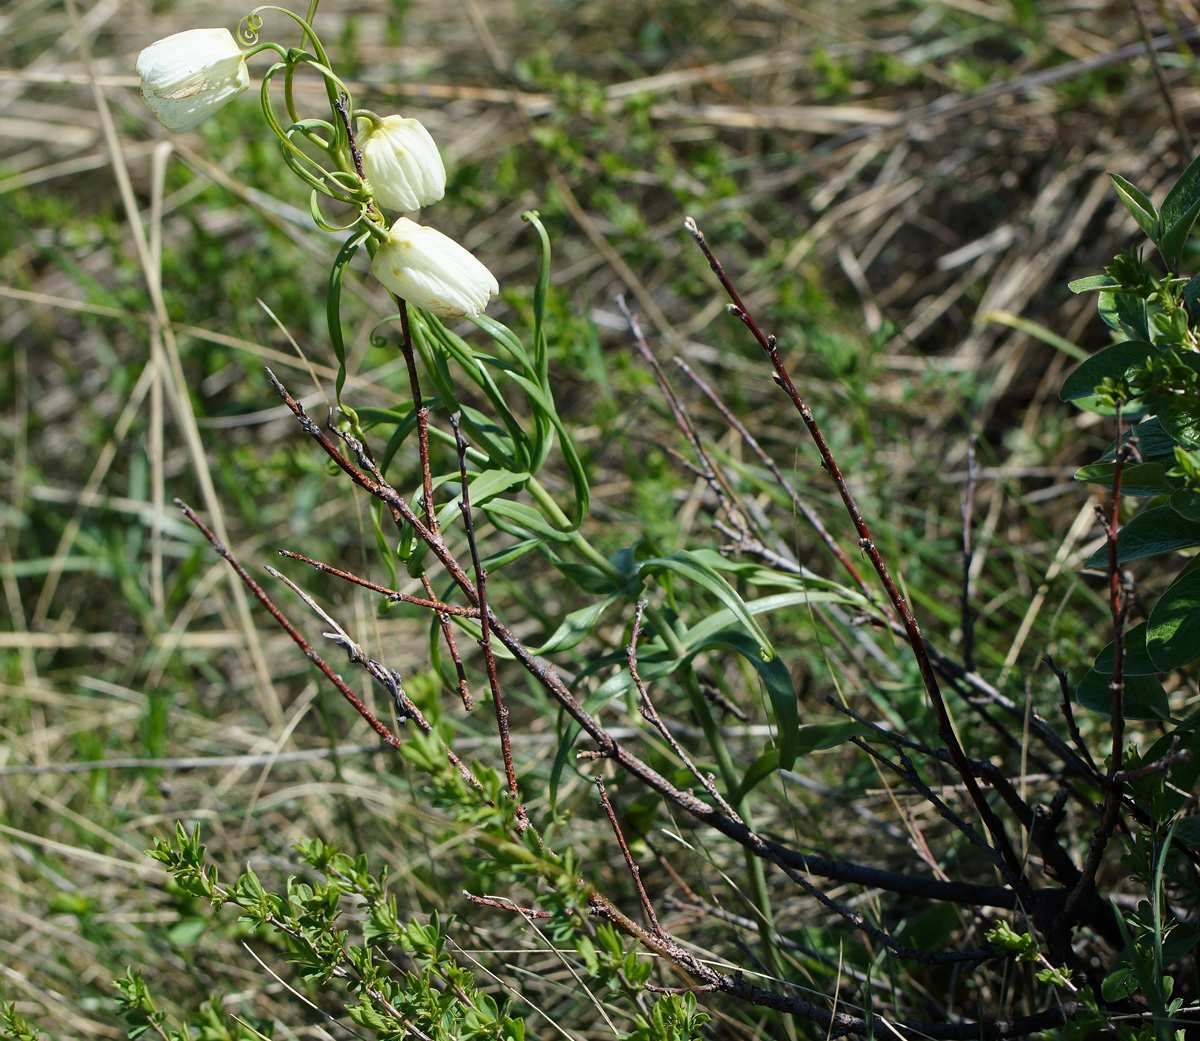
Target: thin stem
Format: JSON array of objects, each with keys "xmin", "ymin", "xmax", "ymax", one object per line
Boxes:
[
  {"xmin": 452, "ymin": 412, "xmax": 524, "ymax": 823},
  {"xmin": 421, "ymin": 572, "xmax": 474, "ymax": 712},
  {"xmin": 628, "ymin": 601, "xmax": 742, "ymax": 823},
  {"xmin": 277, "ymin": 549, "xmax": 478, "ymax": 617},
  {"xmin": 596, "ymin": 776, "xmax": 664, "ymax": 937},
  {"xmin": 961, "ymin": 436, "xmax": 977, "ymax": 673},
  {"xmin": 397, "ymin": 303, "xmax": 439, "ymax": 533},
  {"xmin": 1059, "ymin": 421, "xmax": 1133, "ymax": 927}
]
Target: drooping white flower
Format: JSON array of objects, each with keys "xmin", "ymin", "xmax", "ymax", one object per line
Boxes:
[
  {"xmin": 358, "ymin": 116, "xmax": 446, "ymax": 213},
  {"xmin": 371, "ymin": 218, "xmax": 498, "ymax": 318},
  {"xmin": 136, "ymin": 29, "xmax": 249, "ymax": 134}
]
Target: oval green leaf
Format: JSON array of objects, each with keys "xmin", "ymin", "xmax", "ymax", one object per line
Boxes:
[
  {"xmin": 1076, "ymin": 668, "xmax": 1170, "ymax": 720},
  {"xmin": 1147, "ymin": 567, "xmax": 1200, "ymax": 670},
  {"xmin": 1082, "ymin": 506, "xmax": 1200, "ymax": 569},
  {"xmin": 1060, "ymin": 341, "xmax": 1156, "ymax": 402}
]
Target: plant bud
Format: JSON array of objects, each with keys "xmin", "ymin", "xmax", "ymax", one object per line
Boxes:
[
  {"xmin": 136, "ymin": 28, "xmax": 249, "ymax": 134},
  {"xmin": 358, "ymin": 116, "xmax": 447, "ymax": 213},
  {"xmin": 371, "ymin": 217, "xmax": 498, "ymax": 318}
]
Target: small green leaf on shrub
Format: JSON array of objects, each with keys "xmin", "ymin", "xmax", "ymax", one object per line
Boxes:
[
  {"xmin": 1108, "ymin": 173, "xmax": 1159, "ymax": 241},
  {"xmin": 1094, "ymin": 622, "xmax": 1159, "ymax": 676},
  {"xmin": 1082, "ymin": 506, "xmax": 1200, "ymax": 569},
  {"xmin": 1154, "ymin": 398, "xmax": 1200, "ymax": 449},
  {"xmin": 1076, "ymin": 669, "xmax": 1169, "ymax": 720},
  {"xmin": 1170, "ymin": 487, "xmax": 1200, "ymax": 520},
  {"xmin": 1100, "ymin": 417, "xmax": 1180, "ymax": 462},
  {"xmin": 1159, "ymin": 194, "xmax": 1200, "ymax": 270},
  {"xmin": 1147, "ymin": 566, "xmax": 1200, "ymax": 670},
  {"xmin": 1068, "ymin": 274, "xmax": 1121, "ymax": 293},
  {"xmin": 1159, "ymin": 151, "xmax": 1200, "ymax": 244},
  {"xmin": 1060, "ymin": 340, "xmax": 1156, "ymax": 402},
  {"xmin": 1074, "ymin": 462, "xmax": 1171, "ymax": 497}
]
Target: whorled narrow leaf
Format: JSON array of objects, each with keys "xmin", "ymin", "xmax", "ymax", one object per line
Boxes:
[
  {"xmin": 327, "ymin": 228, "xmax": 371, "ymax": 402},
  {"xmin": 636, "ymin": 551, "xmax": 775, "ymax": 661}
]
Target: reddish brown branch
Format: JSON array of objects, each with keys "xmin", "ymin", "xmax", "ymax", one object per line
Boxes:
[
  {"xmin": 278, "ymin": 549, "xmax": 478, "ymax": 617},
  {"xmin": 422, "ymin": 573, "xmax": 475, "ymax": 711},
  {"xmin": 261, "ymin": 371, "xmax": 1033, "ymax": 918}
]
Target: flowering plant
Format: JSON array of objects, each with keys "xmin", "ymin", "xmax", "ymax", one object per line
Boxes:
[
  {"xmin": 111, "ymin": 5, "xmax": 1200, "ymax": 1041},
  {"xmin": 136, "ymin": 4, "xmax": 495, "ymax": 321}
]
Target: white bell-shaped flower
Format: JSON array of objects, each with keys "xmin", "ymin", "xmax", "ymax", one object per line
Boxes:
[
  {"xmin": 136, "ymin": 28, "xmax": 249, "ymax": 134},
  {"xmin": 371, "ymin": 218, "xmax": 498, "ymax": 318},
  {"xmin": 358, "ymin": 116, "xmax": 446, "ymax": 213}
]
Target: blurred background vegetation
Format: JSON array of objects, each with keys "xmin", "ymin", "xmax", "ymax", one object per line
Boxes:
[{"xmin": 2, "ymin": 0, "xmax": 1198, "ymax": 1037}]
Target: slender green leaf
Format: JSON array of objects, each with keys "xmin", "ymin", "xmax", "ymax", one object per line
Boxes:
[
  {"xmin": 685, "ymin": 629, "xmax": 797, "ymax": 768},
  {"xmin": 638, "ymin": 551, "xmax": 775, "ymax": 660},
  {"xmin": 731, "ymin": 750, "xmax": 778, "ymax": 803},
  {"xmin": 1068, "ymin": 274, "xmax": 1121, "ymax": 293},
  {"xmin": 481, "ymin": 537, "xmax": 545, "ymax": 571},
  {"xmin": 523, "ymin": 210, "xmax": 552, "ymax": 387},
  {"xmin": 1109, "ymin": 173, "xmax": 1159, "ymax": 241},
  {"xmin": 431, "ymin": 468, "xmax": 529, "ymax": 531},
  {"xmin": 327, "ymin": 228, "xmax": 371, "ymax": 402},
  {"xmin": 1160, "ymin": 151, "xmax": 1200, "ymax": 235},
  {"xmin": 1147, "ymin": 566, "xmax": 1200, "ymax": 670},
  {"xmin": 534, "ymin": 592, "xmax": 624, "ymax": 655},
  {"xmin": 1082, "ymin": 506, "xmax": 1200, "ymax": 568},
  {"xmin": 482, "ymin": 499, "xmax": 578, "ymax": 543},
  {"xmin": 1159, "ymin": 194, "xmax": 1200, "ymax": 270},
  {"xmin": 980, "ymin": 310, "xmax": 1089, "ymax": 361},
  {"xmin": 1060, "ymin": 340, "xmax": 1156, "ymax": 401}
]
